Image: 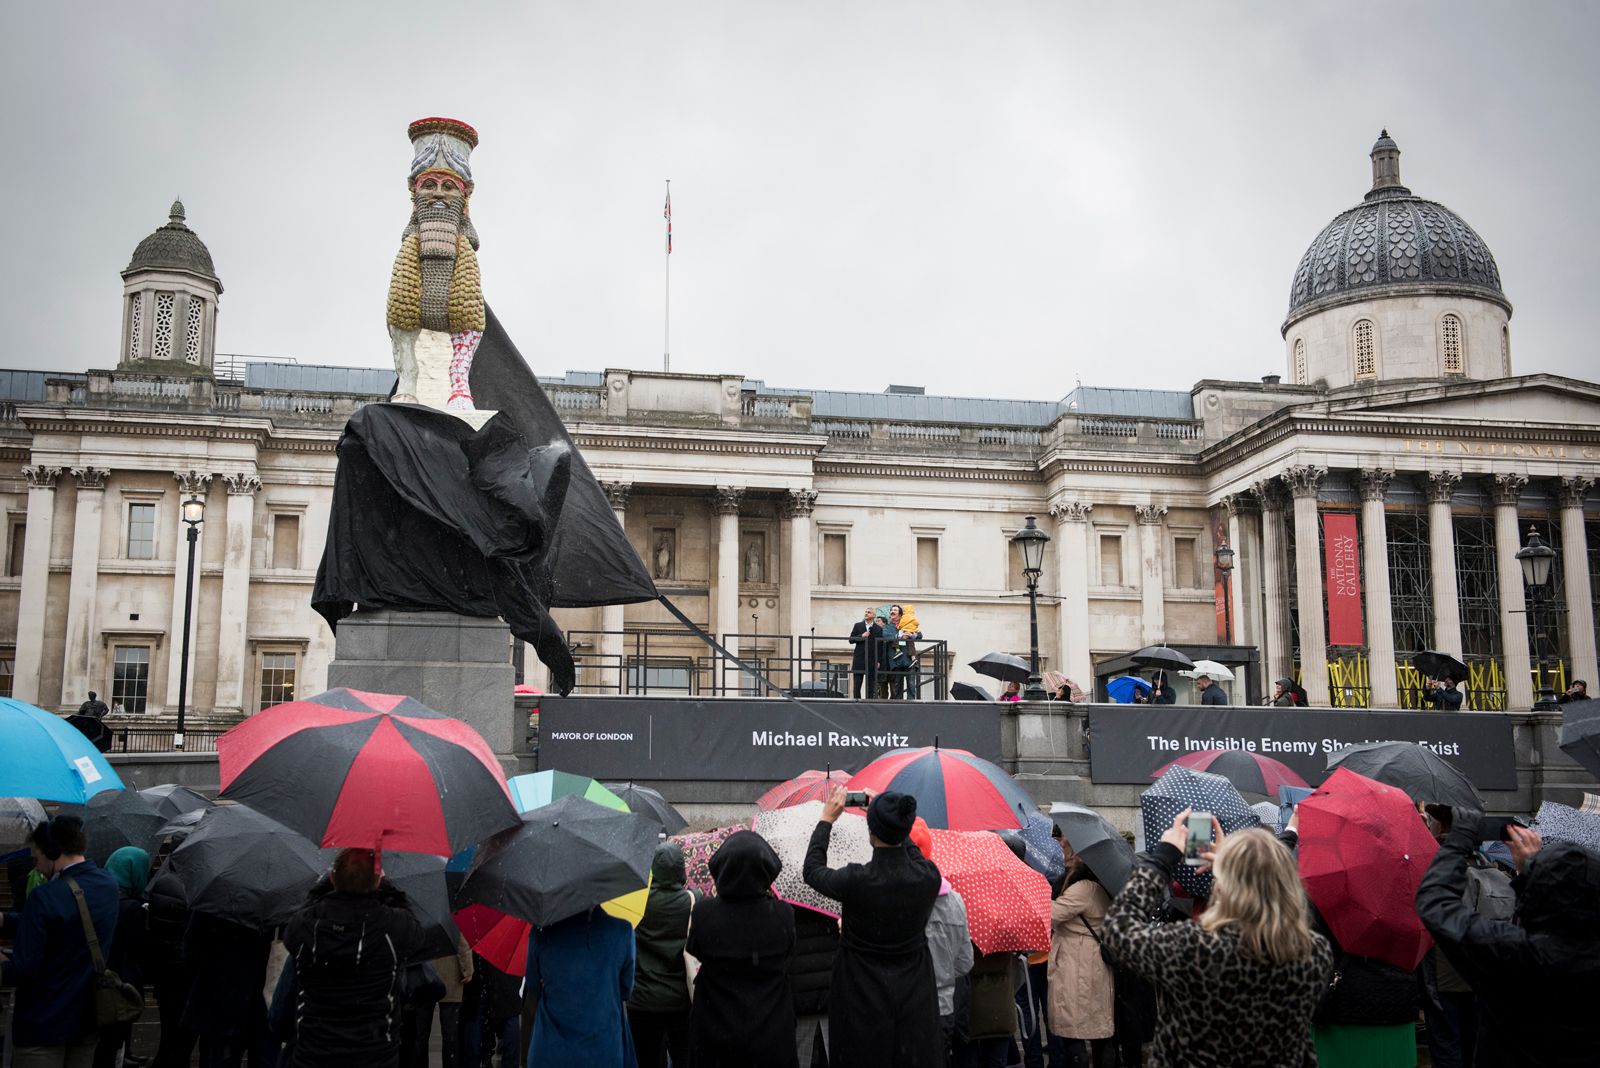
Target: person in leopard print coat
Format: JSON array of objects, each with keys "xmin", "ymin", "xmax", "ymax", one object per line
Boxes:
[{"xmin": 1102, "ymin": 811, "xmax": 1332, "ymax": 1067}]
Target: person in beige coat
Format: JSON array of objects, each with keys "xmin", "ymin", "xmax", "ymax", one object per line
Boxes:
[{"xmin": 1048, "ymin": 845, "xmax": 1116, "ymax": 1068}]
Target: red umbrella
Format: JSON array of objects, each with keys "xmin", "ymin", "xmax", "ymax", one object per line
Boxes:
[
  {"xmin": 848, "ymin": 747, "xmax": 1031, "ymax": 830},
  {"xmin": 454, "ymin": 903, "xmax": 530, "ymax": 977},
  {"xmin": 217, "ymin": 688, "xmax": 518, "ymax": 857},
  {"xmin": 927, "ymin": 828, "xmax": 1050, "ymax": 954},
  {"xmin": 1297, "ymin": 767, "xmax": 1439, "ymax": 971},
  {"xmin": 755, "ymin": 769, "xmax": 853, "ymax": 811},
  {"xmin": 1152, "ymin": 749, "xmax": 1309, "ymax": 797}
]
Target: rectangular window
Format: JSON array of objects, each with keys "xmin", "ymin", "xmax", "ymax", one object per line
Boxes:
[
  {"xmin": 127, "ymin": 503, "xmax": 156, "ymax": 560},
  {"xmin": 259, "ymin": 652, "xmax": 297, "ymax": 710},
  {"xmin": 1008, "ymin": 540, "xmax": 1027, "ymax": 591},
  {"xmin": 111, "ymin": 645, "xmax": 150, "ymax": 715},
  {"xmin": 821, "ymin": 533, "xmax": 847, "ymax": 585},
  {"xmin": 0, "ymin": 649, "xmax": 13, "ymax": 698},
  {"xmin": 917, "ymin": 537, "xmax": 939, "ymax": 588},
  {"xmin": 1174, "ymin": 536, "xmax": 1197, "ymax": 588},
  {"xmin": 5, "ymin": 520, "xmax": 23, "ymax": 577},
  {"xmin": 1099, "ymin": 534, "xmax": 1123, "ymax": 586},
  {"xmin": 272, "ymin": 514, "xmax": 300, "ymax": 569},
  {"xmin": 626, "ymin": 660, "xmax": 692, "ymax": 694}
]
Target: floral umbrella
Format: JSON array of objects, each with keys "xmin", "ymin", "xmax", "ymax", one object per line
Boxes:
[{"xmin": 671, "ymin": 826, "xmax": 741, "ymax": 897}]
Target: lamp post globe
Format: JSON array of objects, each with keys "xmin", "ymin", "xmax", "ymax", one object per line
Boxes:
[
  {"xmin": 1011, "ymin": 516, "xmax": 1051, "ymax": 701},
  {"xmin": 1516, "ymin": 527, "xmax": 1559, "ymax": 711},
  {"xmin": 1215, "ymin": 543, "xmax": 1235, "ymax": 644},
  {"xmin": 175, "ymin": 495, "xmax": 205, "ymax": 749}
]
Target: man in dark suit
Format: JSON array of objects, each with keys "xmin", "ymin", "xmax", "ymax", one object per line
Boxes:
[{"xmin": 848, "ymin": 608, "xmax": 879, "ymax": 700}]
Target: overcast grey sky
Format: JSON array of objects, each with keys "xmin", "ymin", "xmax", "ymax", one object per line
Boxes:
[{"xmin": 4, "ymin": 3, "xmax": 1597, "ymax": 400}]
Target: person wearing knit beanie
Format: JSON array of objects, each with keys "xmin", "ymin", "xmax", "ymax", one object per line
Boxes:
[{"xmin": 866, "ymin": 792, "xmax": 918, "ymax": 847}]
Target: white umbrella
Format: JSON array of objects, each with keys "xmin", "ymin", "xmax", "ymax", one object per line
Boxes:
[
  {"xmin": 1179, "ymin": 659, "xmax": 1235, "ymax": 681},
  {"xmin": 751, "ymin": 800, "xmax": 871, "ymax": 918},
  {"xmin": 0, "ymin": 796, "xmax": 46, "ymax": 851},
  {"xmin": 1532, "ymin": 800, "xmax": 1600, "ymax": 852},
  {"xmin": 1252, "ymin": 801, "xmax": 1283, "ymax": 832}
]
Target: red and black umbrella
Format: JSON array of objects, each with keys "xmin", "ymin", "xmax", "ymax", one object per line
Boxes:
[
  {"xmin": 1152, "ymin": 749, "xmax": 1309, "ymax": 798},
  {"xmin": 217, "ymin": 688, "xmax": 518, "ymax": 857},
  {"xmin": 847, "ymin": 747, "xmax": 1031, "ymax": 830}
]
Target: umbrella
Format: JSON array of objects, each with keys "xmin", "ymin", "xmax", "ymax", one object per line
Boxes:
[
  {"xmin": 217, "ymin": 688, "xmax": 518, "ymax": 857},
  {"xmin": 951, "ymin": 682, "xmax": 994, "ymax": 702},
  {"xmin": 0, "ymin": 698, "xmax": 123, "ymax": 803},
  {"xmin": 1179, "ymin": 660, "xmax": 1235, "ymax": 681},
  {"xmin": 453, "ymin": 902, "xmax": 533, "ymax": 976},
  {"xmin": 162, "ymin": 802, "xmax": 326, "ymax": 929},
  {"xmin": 672, "ymin": 826, "xmax": 739, "ymax": 896},
  {"xmin": 1106, "ymin": 676, "xmax": 1152, "ymax": 704},
  {"xmin": 1131, "ymin": 645, "xmax": 1195, "ymax": 672},
  {"xmin": 382, "ymin": 851, "xmax": 463, "ymax": 961},
  {"xmin": 751, "ymin": 801, "xmax": 872, "ymax": 917},
  {"xmin": 0, "ymin": 796, "xmax": 46, "ymax": 851},
  {"xmin": 1141, "ymin": 765, "xmax": 1260, "ymax": 898},
  {"xmin": 1298, "ymin": 767, "xmax": 1439, "ymax": 971},
  {"xmin": 65, "ymin": 715, "xmax": 113, "ymax": 753},
  {"xmin": 968, "ymin": 652, "xmax": 1031, "ymax": 685},
  {"xmin": 1152, "ymin": 749, "xmax": 1309, "ymax": 799},
  {"xmin": 603, "ymin": 783, "xmax": 689, "ymax": 835},
  {"xmin": 455, "ymin": 795, "xmax": 657, "ymax": 929},
  {"xmin": 1252, "ymin": 801, "xmax": 1283, "ymax": 832},
  {"xmin": 139, "ymin": 784, "xmax": 213, "ymax": 820},
  {"xmin": 1049, "ymin": 802, "xmax": 1135, "ymax": 895},
  {"xmin": 848, "ymin": 747, "xmax": 1033, "ymax": 831},
  {"xmin": 1560, "ymin": 713, "xmax": 1600, "ymax": 780},
  {"xmin": 1412, "ymin": 650, "xmax": 1469, "ymax": 684},
  {"xmin": 1327, "ymin": 742, "xmax": 1483, "ymax": 811},
  {"xmin": 788, "ymin": 681, "xmax": 846, "ymax": 699},
  {"xmin": 84, "ymin": 789, "xmax": 168, "ymax": 866},
  {"xmin": 927, "ymin": 828, "xmax": 1051, "ymax": 954},
  {"xmin": 155, "ymin": 807, "xmax": 207, "ymax": 846},
  {"xmin": 1017, "ymin": 810, "xmax": 1068, "ymax": 885},
  {"xmin": 508, "ymin": 771, "xmax": 626, "ymax": 815},
  {"xmin": 1583, "ymin": 793, "xmax": 1600, "ymax": 816},
  {"xmin": 755, "ymin": 770, "xmax": 852, "ymax": 812},
  {"xmin": 1531, "ymin": 800, "xmax": 1600, "ymax": 852}
]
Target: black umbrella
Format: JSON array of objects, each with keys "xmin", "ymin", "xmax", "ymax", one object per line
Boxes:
[
  {"xmin": 603, "ymin": 782, "xmax": 689, "ymax": 835},
  {"xmin": 381, "ymin": 852, "xmax": 462, "ymax": 961},
  {"xmin": 140, "ymin": 784, "xmax": 212, "ymax": 820},
  {"xmin": 84, "ymin": 789, "xmax": 168, "ymax": 866},
  {"xmin": 155, "ymin": 807, "xmax": 207, "ymax": 847},
  {"xmin": 1412, "ymin": 650, "xmax": 1469, "ymax": 684},
  {"xmin": 788, "ymin": 681, "xmax": 846, "ymax": 699},
  {"xmin": 1131, "ymin": 645, "xmax": 1195, "ymax": 672},
  {"xmin": 162, "ymin": 803, "xmax": 326, "ymax": 929},
  {"xmin": 951, "ymin": 682, "xmax": 995, "ymax": 702},
  {"xmin": 1559, "ymin": 709, "xmax": 1600, "ymax": 779},
  {"xmin": 1326, "ymin": 741, "xmax": 1483, "ymax": 811},
  {"xmin": 1049, "ymin": 802, "xmax": 1134, "ymax": 894},
  {"xmin": 968, "ymin": 652, "xmax": 1031, "ymax": 685},
  {"xmin": 456, "ymin": 795, "xmax": 657, "ymax": 928}
]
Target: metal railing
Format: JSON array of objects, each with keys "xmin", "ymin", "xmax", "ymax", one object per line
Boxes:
[{"xmin": 108, "ymin": 727, "xmax": 225, "ymax": 753}]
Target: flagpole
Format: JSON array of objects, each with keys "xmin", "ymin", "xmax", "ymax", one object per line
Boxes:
[{"xmin": 663, "ymin": 179, "xmax": 671, "ymax": 373}]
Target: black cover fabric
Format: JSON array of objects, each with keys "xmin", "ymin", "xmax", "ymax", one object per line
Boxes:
[{"xmin": 313, "ymin": 306, "xmax": 658, "ymax": 695}]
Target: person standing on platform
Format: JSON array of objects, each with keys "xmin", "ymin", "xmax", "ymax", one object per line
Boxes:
[
  {"xmin": 848, "ymin": 609, "xmax": 876, "ymax": 700},
  {"xmin": 1150, "ymin": 672, "xmax": 1177, "ymax": 705},
  {"xmin": 1195, "ymin": 674, "xmax": 1228, "ymax": 706}
]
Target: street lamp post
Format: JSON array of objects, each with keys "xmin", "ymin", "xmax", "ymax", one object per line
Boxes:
[
  {"xmin": 1515, "ymin": 526, "xmax": 1559, "ymax": 711},
  {"xmin": 1215, "ymin": 543, "xmax": 1235, "ymax": 644},
  {"xmin": 1011, "ymin": 515, "xmax": 1051, "ymax": 701},
  {"xmin": 175, "ymin": 495, "xmax": 205, "ymax": 750}
]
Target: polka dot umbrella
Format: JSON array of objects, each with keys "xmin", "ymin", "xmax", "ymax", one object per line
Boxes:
[
  {"xmin": 927, "ymin": 828, "xmax": 1051, "ymax": 954},
  {"xmin": 847, "ymin": 747, "xmax": 1032, "ymax": 831},
  {"xmin": 1141, "ymin": 764, "xmax": 1261, "ymax": 899}
]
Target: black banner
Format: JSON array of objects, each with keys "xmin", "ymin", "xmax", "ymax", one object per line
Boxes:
[
  {"xmin": 538, "ymin": 697, "xmax": 1003, "ymax": 781},
  {"xmin": 1087, "ymin": 705, "xmax": 1517, "ymax": 790}
]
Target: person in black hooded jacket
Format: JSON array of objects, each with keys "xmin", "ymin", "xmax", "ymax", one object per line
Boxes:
[
  {"xmin": 790, "ymin": 907, "xmax": 840, "ymax": 1067},
  {"xmin": 628, "ymin": 840, "xmax": 693, "ymax": 1068},
  {"xmin": 281, "ymin": 848, "xmax": 422, "ymax": 1068},
  {"xmin": 1416, "ymin": 816, "xmax": 1600, "ymax": 1067},
  {"xmin": 686, "ymin": 830, "xmax": 798, "ymax": 1068}
]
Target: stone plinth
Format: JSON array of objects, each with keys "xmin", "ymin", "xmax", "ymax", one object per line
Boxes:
[{"xmin": 327, "ymin": 609, "xmax": 516, "ymax": 756}]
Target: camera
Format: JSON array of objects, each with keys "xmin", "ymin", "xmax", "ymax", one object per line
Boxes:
[{"xmin": 844, "ymin": 790, "xmax": 870, "ymax": 808}]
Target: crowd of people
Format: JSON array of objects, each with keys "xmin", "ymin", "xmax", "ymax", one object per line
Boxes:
[{"xmin": 6, "ymin": 782, "xmax": 1600, "ymax": 1068}]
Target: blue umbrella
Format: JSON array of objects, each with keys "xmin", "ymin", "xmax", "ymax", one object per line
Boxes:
[
  {"xmin": 1017, "ymin": 810, "xmax": 1067, "ymax": 884},
  {"xmin": 0, "ymin": 698, "xmax": 123, "ymax": 803},
  {"xmin": 1106, "ymin": 676, "xmax": 1152, "ymax": 704}
]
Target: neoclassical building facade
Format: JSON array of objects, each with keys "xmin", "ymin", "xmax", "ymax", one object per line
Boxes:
[{"xmin": 1, "ymin": 134, "xmax": 1596, "ymax": 722}]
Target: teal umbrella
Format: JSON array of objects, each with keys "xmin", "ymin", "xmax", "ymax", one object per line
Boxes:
[{"xmin": 0, "ymin": 698, "xmax": 123, "ymax": 803}]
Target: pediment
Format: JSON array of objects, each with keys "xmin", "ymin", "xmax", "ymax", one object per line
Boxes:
[{"xmin": 1322, "ymin": 375, "xmax": 1600, "ymax": 426}]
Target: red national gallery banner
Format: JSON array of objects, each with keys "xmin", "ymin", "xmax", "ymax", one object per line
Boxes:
[{"xmin": 1323, "ymin": 512, "xmax": 1363, "ymax": 646}]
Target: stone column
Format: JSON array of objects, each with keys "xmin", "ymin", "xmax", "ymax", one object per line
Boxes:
[
  {"xmin": 1134, "ymin": 505, "xmax": 1167, "ymax": 645},
  {"xmin": 599, "ymin": 482, "xmax": 631, "ymax": 693},
  {"xmin": 783, "ymin": 489, "xmax": 818, "ymax": 665},
  {"xmin": 1237, "ymin": 494, "xmax": 1265, "ymax": 672},
  {"xmin": 60, "ymin": 468, "xmax": 110, "ymax": 707},
  {"xmin": 1251, "ymin": 479, "xmax": 1292, "ymax": 690},
  {"xmin": 1426, "ymin": 471, "xmax": 1464, "ymax": 659},
  {"xmin": 13, "ymin": 466, "xmax": 61, "ymax": 705},
  {"xmin": 713, "ymin": 487, "xmax": 744, "ymax": 684},
  {"xmin": 214, "ymin": 473, "xmax": 260, "ymax": 716},
  {"xmin": 1222, "ymin": 494, "xmax": 1251, "ymax": 647},
  {"xmin": 1286, "ymin": 464, "xmax": 1329, "ymax": 706},
  {"xmin": 1358, "ymin": 469, "xmax": 1399, "ymax": 708},
  {"xmin": 1559, "ymin": 477, "xmax": 1598, "ymax": 689},
  {"xmin": 1048, "ymin": 499, "xmax": 1093, "ymax": 690},
  {"xmin": 1492, "ymin": 474, "xmax": 1535, "ymax": 710},
  {"xmin": 166, "ymin": 470, "xmax": 212, "ymax": 712}
]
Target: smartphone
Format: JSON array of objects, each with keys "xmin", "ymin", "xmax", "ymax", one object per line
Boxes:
[
  {"xmin": 1184, "ymin": 812, "xmax": 1214, "ymax": 865},
  {"xmin": 843, "ymin": 790, "xmax": 870, "ymax": 808}
]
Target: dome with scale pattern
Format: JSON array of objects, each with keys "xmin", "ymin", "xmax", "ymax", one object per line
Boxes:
[
  {"xmin": 123, "ymin": 199, "xmax": 222, "ymax": 291},
  {"xmin": 1284, "ymin": 132, "xmax": 1504, "ymax": 331}
]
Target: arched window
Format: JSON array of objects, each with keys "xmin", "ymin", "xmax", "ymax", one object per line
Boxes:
[
  {"xmin": 1501, "ymin": 326, "xmax": 1511, "ymax": 376},
  {"xmin": 127, "ymin": 296, "xmax": 143, "ymax": 361},
  {"xmin": 1353, "ymin": 318, "xmax": 1377, "ymax": 380},
  {"xmin": 153, "ymin": 292, "xmax": 175, "ymax": 361},
  {"xmin": 1293, "ymin": 338, "xmax": 1307, "ymax": 384},
  {"xmin": 1440, "ymin": 313, "xmax": 1463, "ymax": 374},
  {"xmin": 185, "ymin": 298, "xmax": 203, "ymax": 364}
]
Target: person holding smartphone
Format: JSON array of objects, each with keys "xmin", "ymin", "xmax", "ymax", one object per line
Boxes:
[{"xmin": 1100, "ymin": 809, "xmax": 1332, "ymax": 1067}]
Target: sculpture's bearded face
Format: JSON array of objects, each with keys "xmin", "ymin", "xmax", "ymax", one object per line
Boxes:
[{"xmin": 413, "ymin": 172, "xmax": 468, "ymax": 258}]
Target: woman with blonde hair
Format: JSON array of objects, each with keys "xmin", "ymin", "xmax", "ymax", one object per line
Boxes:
[{"xmin": 1101, "ymin": 809, "xmax": 1331, "ymax": 1067}]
